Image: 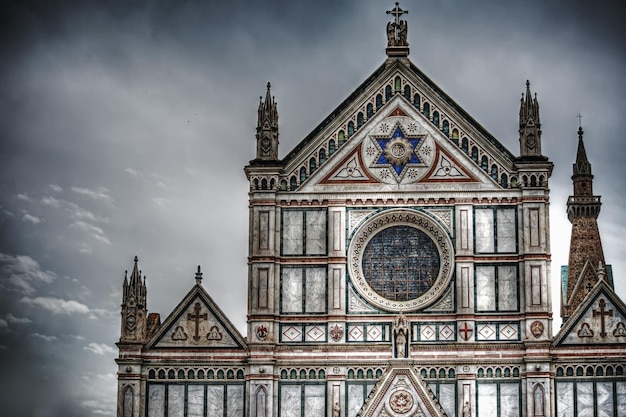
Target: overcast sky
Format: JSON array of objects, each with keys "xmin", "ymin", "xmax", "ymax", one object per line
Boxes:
[{"xmin": 1, "ymin": 1, "xmax": 625, "ymax": 416}]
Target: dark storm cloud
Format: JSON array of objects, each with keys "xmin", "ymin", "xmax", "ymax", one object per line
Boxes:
[{"xmin": 0, "ymin": 1, "xmax": 624, "ymax": 416}]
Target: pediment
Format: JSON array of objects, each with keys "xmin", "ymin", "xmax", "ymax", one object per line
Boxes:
[
  {"xmin": 296, "ymin": 95, "xmax": 502, "ymax": 193},
  {"xmin": 147, "ymin": 284, "xmax": 247, "ymax": 349},
  {"xmin": 358, "ymin": 364, "xmax": 447, "ymax": 417},
  {"xmin": 554, "ymin": 280, "xmax": 626, "ymax": 346},
  {"xmin": 280, "ymin": 61, "xmax": 517, "ymax": 194}
]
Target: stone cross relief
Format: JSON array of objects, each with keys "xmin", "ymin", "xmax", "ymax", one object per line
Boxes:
[
  {"xmin": 593, "ymin": 298, "xmax": 613, "ymax": 337},
  {"xmin": 187, "ymin": 302, "xmax": 208, "ymax": 341}
]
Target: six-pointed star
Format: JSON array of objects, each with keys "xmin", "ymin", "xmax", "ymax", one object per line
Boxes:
[{"xmin": 372, "ymin": 124, "xmax": 424, "ymax": 179}]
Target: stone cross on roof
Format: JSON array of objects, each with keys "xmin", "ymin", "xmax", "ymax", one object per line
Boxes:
[{"xmin": 386, "ymin": 2, "xmax": 408, "ymax": 26}]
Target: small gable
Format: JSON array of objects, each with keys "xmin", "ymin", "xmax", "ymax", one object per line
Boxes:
[
  {"xmin": 555, "ymin": 281, "xmax": 626, "ymax": 346},
  {"xmin": 147, "ymin": 285, "xmax": 247, "ymax": 349},
  {"xmin": 359, "ymin": 365, "xmax": 447, "ymax": 417}
]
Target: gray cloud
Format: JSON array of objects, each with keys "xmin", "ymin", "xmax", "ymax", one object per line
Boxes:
[{"xmin": 0, "ymin": 1, "xmax": 624, "ymax": 416}]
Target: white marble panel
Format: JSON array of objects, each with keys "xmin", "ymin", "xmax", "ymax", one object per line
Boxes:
[
  {"xmin": 461, "ymin": 266, "xmax": 471, "ymax": 308},
  {"xmin": 282, "ymin": 268, "xmax": 303, "ymax": 313},
  {"xmin": 475, "ymin": 266, "xmax": 495, "ymax": 311},
  {"xmin": 206, "ymin": 386, "xmax": 224, "ymax": 417},
  {"xmin": 332, "ymin": 210, "xmax": 342, "ymax": 252},
  {"xmin": 460, "ymin": 209, "xmax": 470, "ymax": 250},
  {"xmin": 475, "ymin": 209, "xmax": 494, "ymax": 253},
  {"xmin": 280, "ymin": 385, "xmax": 301, "ymax": 417},
  {"xmin": 530, "ymin": 266, "xmax": 542, "ymax": 306},
  {"xmin": 147, "ymin": 384, "xmax": 165, "ymax": 417},
  {"xmin": 331, "ymin": 267, "xmax": 341, "ymax": 309},
  {"xmin": 529, "ymin": 208, "xmax": 540, "ymax": 247},
  {"xmin": 306, "ymin": 210, "xmax": 327, "ymax": 254},
  {"xmin": 347, "ymin": 384, "xmax": 365, "ymax": 417},
  {"xmin": 304, "ymin": 385, "xmax": 325, "ymax": 417},
  {"xmin": 259, "ymin": 211, "xmax": 270, "ymax": 250},
  {"xmin": 596, "ymin": 382, "xmax": 613, "ymax": 417},
  {"xmin": 576, "ymin": 382, "xmax": 594, "ymax": 417},
  {"xmin": 227, "ymin": 385, "xmax": 244, "ymax": 417},
  {"xmin": 496, "ymin": 208, "xmax": 516, "ymax": 252},
  {"xmin": 282, "ymin": 211, "xmax": 303, "ymax": 255},
  {"xmin": 305, "ymin": 268, "xmax": 326, "ymax": 313},
  {"xmin": 616, "ymin": 382, "xmax": 626, "ymax": 417},
  {"xmin": 167, "ymin": 385, "xmax": 184, "ymax": 417},
  {"xmin": 498, "ymin": 265, "xmax": 518, "ymax": 311},
  {"xmin": 438, "ymin": 384, "xmax": 456, "ymax": 417},
  {"xmin": 257, "ymin": 268, "xmax": 269, "ymax": 309},
  {"xmin": 477, "ymin": 384, "xmax": 497, "ymax": 417},
  {"xmin": 188, "ymin": 385, "xmax": 206, "ymax": 417},
  {"xmin": 556, "ymin": 382, "xmax": 574, "ymax": 417},
  {"xmin": 500, "ymin": 383, "xmax": 519, "ymax": 417}
]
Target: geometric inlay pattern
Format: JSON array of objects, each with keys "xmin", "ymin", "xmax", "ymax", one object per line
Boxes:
[
  {"xmin": 282, "ymin": 326, "xmax": 302, "ymax": 342},
  {"xmin": 477, "ymin": 324, "xmax": 496, "ymax": 340},
  {"xmin": 305, "ymin": 325, "xmax": 325, "ymax": 342},
  {"xmin": 348, "ymin": 325, "xmax": 364, "ymax": 342}
]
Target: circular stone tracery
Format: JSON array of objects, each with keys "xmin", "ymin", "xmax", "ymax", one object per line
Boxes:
[
  {"xmin": 348, "ymin": 209, "xmax": 453, "ymax": 311},
  {"xmin": 362, "ymin": 225, "xmax": 440, "ymax": 302}
]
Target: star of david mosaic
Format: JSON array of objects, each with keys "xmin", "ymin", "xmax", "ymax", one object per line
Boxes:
[{"xmin": 370, "ymin": 123, "xmax": 425, "ymax": 181}]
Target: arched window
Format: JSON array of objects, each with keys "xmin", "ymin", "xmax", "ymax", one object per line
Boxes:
[
  {"xmin": 510, "ymin": 177, "xmax": 518, "ymax": 188},
  {"xmin": 270, "ymin": 179, "xmax": 275, "ymax": 189},
  {"xmin": 385, "ymin": 85, "xmax": 392, "ymax": 101},
  {"xmin": 280, "ymin": 180, "xmax": 287, "ymax": 191},
  {"xmin": 122, "ymin": 386, "xmax": 134, "ymax": 417},
  {"xmin": 338, "ymin": 130, "xmax": 346, "ymax": 145},
  {"xmin": 461, "ymin": 137, "xmax": 468, "ymax": 153},
  {"xmin": 187, "ymin": 369, "xmax": 195, "ymax": 379},
  {"xmin": 422, "ymin": 102, "xmax": 430, "ymax": 119},
  {"xmin": 299, "ymin": 167, "xmax": 307, "ymax": 183},
  {"xmin": 403, "ymin": 85, "xmax": 411, "ymax": 101},
  {"xmin": 413, "ymin": 94, "xmax": 420, "ymax": 109},
  {"xmin": 347, "ymin": 122, "xmax": 354, "ymax": 138},
  {"xmin": 366, "ymin": 103, "xmax": 373, "ymax": 119},
  {"xmin": 149, "ymin": 370, "xmax": 156, "ymax": 379},
  {"xmin": 261, "ymin": 178, "xmax": 268, "ymax": 189},
  {"xmin": 500, "ymin": 173, "xmax": 508, "ymax": 188},
  {"xmin": 217, "ymin": 369, "xmax": 224, "ymax": 379},
  {"xmin": 168, "ymin": 369, "xmax": 175, "ymax": 379},
  {"xmin": 197, "ymin": 369, "xmax": 205, "ymax": 379},
  {"xmin": 394, "ymin": 76, "xmax": 402, "ymax": 92},
  {"xmin": 491, "ymin": 165, "xmax": 498, "ymax": 180},
  {"xmin": 432, "ymin": 111, "xmax": 440, "ymax": 127},
  {"xmin": 290, "ymin": 176, "xmax": 297, "ymax": 191},
  {"xmin": 253, "ymin": 178, "xmax": 259, "ymax": 190},
  {"xmin": 530, "ymin": 175, "xmax": 537, "ymax": 187},
  {"xmin": 481, "ymin": 156, "xmax": 488, "ymax": 171},
  {"xmin": 319, "ymin": 149, "xmax": 326, "ymax": 164},
  {"xmin": 376, "ymin": 94, "xmax": 383, "ymax": 110},
  {"xmin": 357, "ymin": 112, "xmax": 364, "ymax": 128},
  {"xmin": 451, "ymin": 128, "xmax": 459, "ymax": 143},
  {"xmin": 178, "ymin": 369, "xmax": 185, "ymax": 379},
  {"xmin": 442, "ymin": 120, "xmax": 450, "ymax": 136},
  {"xmin": 329, "ymin": 140, "xmax": 336, "ymax": 155},
  {"xmin": 309, "ymin": 158, "xmax": 316, "ymax": 174},
  {"xmin": 471, "ymin": 147, "xmax": 478, "ymax": 162}
]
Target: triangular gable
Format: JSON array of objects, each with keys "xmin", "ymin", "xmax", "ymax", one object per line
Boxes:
[
  {"xmin": 147, "ymin": 284, "xmax": 247, "ymax": 349},
  {"xmin": 299, "ymin": 94, "xmax": 499, "ymax": 193},
  {"xmin": 358, "ymin": 364, "xmax": 447, "ymax": 417},
  {"xmin": 554, "ymin": 279, "xmax": 626, "ymax": 346},
  {"xmin": 283, "ymin": 60, "xmax": 516, "ymax": 193}
]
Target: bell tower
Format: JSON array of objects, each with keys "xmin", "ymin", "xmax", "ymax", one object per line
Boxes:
[
  {"xmin": 255, "ymin": 82, "xmax": 279, "ymax": 161},
  {"xmin": 518, "ymin": 80, "xmax": 544, "ymax": 159},
  {"xmin": 563, "ymin": 125, "xmax": 606, "ymax": 319}
]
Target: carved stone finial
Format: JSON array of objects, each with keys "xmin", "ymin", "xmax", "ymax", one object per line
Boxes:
[
  {"xmin": 134, "ymin": 255, "xmax": 139, "ymax": 264},
  {"xmin": 195, "ymin": 265, "xmax": 203, "ymax": 285}
]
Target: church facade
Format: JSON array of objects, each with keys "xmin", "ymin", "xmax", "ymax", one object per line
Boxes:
[{"xmin": 115, "ymin": 5, "xmax": 626, "ymax": 417}]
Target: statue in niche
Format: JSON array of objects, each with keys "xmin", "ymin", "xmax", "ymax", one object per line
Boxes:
[
  {"xmin": 463, "ymin": 401, "xmax": 471, "ymax": 417},
  {"xmin": 332, "ymin": 402, "xmax": 341, "ymax": 417},
  {"xmin": 393, "ymin": 312, "xmax": 410, "ymax": 358}
]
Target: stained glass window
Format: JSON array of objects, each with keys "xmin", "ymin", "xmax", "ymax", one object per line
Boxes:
[{"xmin": 361, "ymin": 225, "xmax": 440, "ymax": 301}]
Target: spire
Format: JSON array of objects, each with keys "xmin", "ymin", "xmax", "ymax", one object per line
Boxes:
[
  {"xmin": 385, "ymin": 2, "xmax": 409, "ymax": 58},
  {"xmin": 563, "ymin": 124, "xmax": 606, "ymax": 320},
  {"xmin": 518, "ymin": 80, "xmax": 543, "ymax": 158},
  {"xmin": 255, "ymin": 82, "xmax": 279, "ymax": 161},
  {"xmin": 120, "ymin": 255, "xmax": 148, "ymax": 343}
]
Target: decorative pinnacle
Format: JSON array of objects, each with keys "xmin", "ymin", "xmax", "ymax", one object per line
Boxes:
[
  {"xmin": 134, "ymin": 255, "xmax": 138, "ymax": 264},
  {"xmin": 195, "ymin": 265, "xmax": 203, "ymax": 285}
]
